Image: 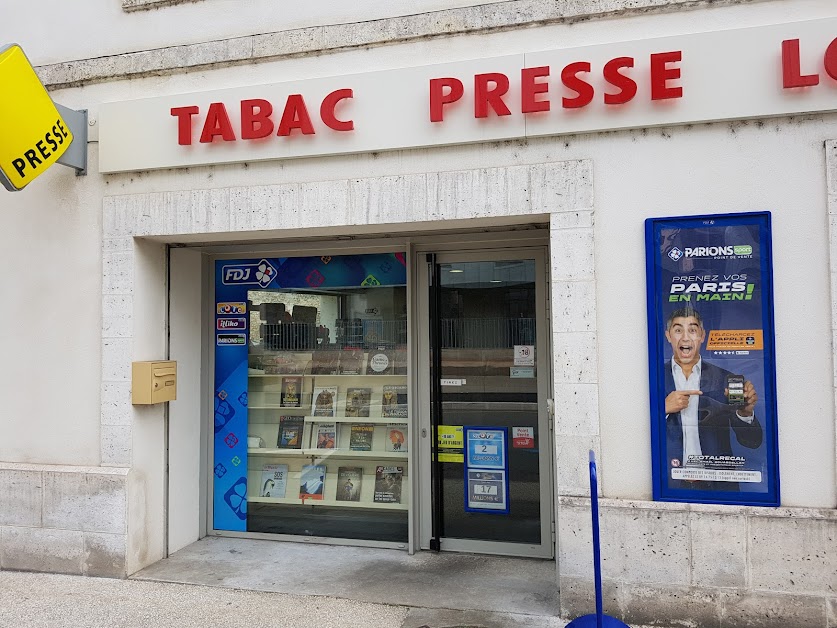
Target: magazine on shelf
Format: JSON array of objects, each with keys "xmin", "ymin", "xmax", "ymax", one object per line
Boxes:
[
  {"xmin": 315, "ymin": 422, "xmax": 337, "ymax": 449},
  {"xmin": 338, "ymin": 349, "xmax": 364, "ymax": 375},
  {"xmin": 277, "ymin": 416, "xmax": 304, "ymax": 449},
  {"xmin": 374, "ymin": 466, "xmax": 403, "ymax": 503},
  {"xmin": 299, "ymin": 464, "xmax": 326, "ymax": 500},
  {"xmin": 349, "ymin": 424, "xmax": 374, "ymax": 451},
  {"xmin": 344, "ymin": 387, "xmax": 371, "ymax": 417},
  {"xmin": 311, "ymin": 386, "xmax": 338, "ymax": 417},
  {"xmin": 310, "ymin": 350, "xmax": 340, "ymax": 375},
  {"xmin": 385, "ymin": 424, "xmax": 408, "ymax": 453},
  {"xmin": 365, "ymin": 348, "xmax": 394, "ymax": 375},
  {"xmin": 381, "ymin": 384, "xmax": 408, "ymax": 418},
  {"xmin": 280, "ymin": 376, "xmax": 302, "ymax": 408},
  {"xmin": 259, "ymin": 464, "xmax": 288, "ymax": 498},
  {"xmin": 336, "ymin": 466, "xmax": 363, "ymax": 502}
]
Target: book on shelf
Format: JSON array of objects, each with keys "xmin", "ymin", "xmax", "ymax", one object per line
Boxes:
[
  {"xmin": 310, "ymin": 350, "xmax": 340, "ymax": 375},
  {"xmin": 336, "ymin": 466, "xmax": 363, "ymax": 502},
  {"xmin": 344, "ymin": 387, "xmax": 371, "ymax": 417},
  {"xmin": 374, "ymin": 466, "xmax": 403, "ymax": 503},
  {"xmin": 315, "ymin": 422, "xmax": 337, "ymax": 449},
  {"xmin": 385, "ymin": 424, "xmax": 408, "ymax": 453},
  {"xmin": 277, "ymin": 416, "xmax": 304, "ymax": 449},
  {"xmin": 299, "ymin": 464, "xmax": 326, "ymax": 500},
  {"xmin": 381, "ymin": 384, "xmax": 408, "ymax": 418},
  {"xmin": 365, "ymin": 348, "xmax": 394, "ymax": 375},
  {"xmin": 280, "ymin": 376, "xmax": 302, "ymax": 408},
  {"xmin": 259, "ymin": 464, "xmax": 288, "ymax": 498},
  {"xmin": 349, "ymin": 424, "xmax": 374, "ymax": 451},
  {"xmin": 311, "ymin": 386, "xmax": 338, "ymax": 417},
  {"xmin": 338, "ymin": 348, "xmax": 364, "ymax": 375}
]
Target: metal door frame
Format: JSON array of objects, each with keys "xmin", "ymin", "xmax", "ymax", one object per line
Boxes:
[{"xmin": 414, "ymin": 245, "xmax": 554, "ymax": 559}]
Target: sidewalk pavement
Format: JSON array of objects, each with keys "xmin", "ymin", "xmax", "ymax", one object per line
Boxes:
[{"xmin": 0, "ymin": 570, "xmax": 580, "ymax": 628}]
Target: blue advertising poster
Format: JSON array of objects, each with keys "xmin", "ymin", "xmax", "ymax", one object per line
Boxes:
[
  {"xmin": 645, "ymin": 213, "xmax": 779, "ymax": 506},
  {"xmin": 464, "ymin": 427, "xmax": 509, "ymax": 514},
  {"xmin": 213, "ymin": 252, "xmax": 407, "ymax": 531}
]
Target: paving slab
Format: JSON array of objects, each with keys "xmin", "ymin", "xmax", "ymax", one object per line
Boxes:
[{"xmin": 133, "ymin": 536, "xmax": 560, "ymax": 616}]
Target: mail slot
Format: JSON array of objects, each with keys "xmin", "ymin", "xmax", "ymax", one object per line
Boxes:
[{"xmin": 132, "ymin": 360, "xmax": 177, "ymax": 405}]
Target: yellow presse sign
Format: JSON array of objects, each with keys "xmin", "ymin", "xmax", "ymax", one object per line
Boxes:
[{"xmin": 0, "ymin": 45, "xmax": 72, "ymax": 190}]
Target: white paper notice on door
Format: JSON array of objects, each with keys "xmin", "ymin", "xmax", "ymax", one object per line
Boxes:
[{"xmin": 513, "ymin": 345, "xmax": 535, "ymax": 366}]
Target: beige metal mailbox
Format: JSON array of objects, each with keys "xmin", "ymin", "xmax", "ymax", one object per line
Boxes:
[{"xmin": 132, "ymin": 361, "xmax": 177, "ymax": 405}]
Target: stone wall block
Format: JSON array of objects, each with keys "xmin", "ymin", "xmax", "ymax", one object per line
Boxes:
[
  {"xmin": 42, "ymin": 472, "xmax": 89, "ymax": 532},
  {"xmin": 553, "ymin": 383, "xmax": 600, "ymax": 436},
  {"xmin": 827, "ymin": 597, "xmax": 836, "ymax": 627},
  {"xmin": 102, "ymin": 199, "xmax": 132, "ymax": 238},
  {"xmin": 207, "ymin": 188, "xmax": 231, "ymax": 233},
  {"xmin": 531, "ymin": 161, "xmax": 593, "ymax": 213},
  {"xmin": 619, "ymin": 582, "xmax": 721, "ymax": 628},
  {"xmin": 0, "ymin": 471, "xmax": 42, "ymax": 527},
  {"xmin": 749, "ymin": 517, "xmax": 836, "ymax": 597},
  {"xmin": 101, "ymin": 426, "xmax": 132, "ymax": 467},
  {"xmin": 228, "ymin": 187, "xmax": 255, "ymax": 232},
  {"xmin": 690, "ymin": 513, "xmax": 747, "ymax": 589},
  {"xmin": 553, "ymin": 332, "xmax": 598, "ymax": 384},
  {"xmin": 102, "ymin": 237, "xmax": 133, "ymax": 253},
  {"xmin": 260, "ymin": 184, "xmax": 300, "ymax": 231},
  {"xmin": 102, "ymin": 295, "xmax": 133, "ymax": 339},
  {"xmin": 551, "ymin": 280, "xmax": 596, "ymax": 333},
  {"xmin": 555, "ymin": 435, "xmax": 600, "ymax": 497},
  {"xmin": 102, "ymin": 251, "xmax": 134, "ymax": 296},
  {"xmin": 830, "ymin": 216, "xmax": 837, "ymax": 273},
  {"xmin": 550, "ymin": 211, "xmax": 594, "ymax": 230},
  {"xmin": 245, "ymin": 185, "xmax": 276, "ymax": 232},
  {"xmin": 298, "ymin": 179, "xmax": 349, "ymax": 228},
  {"xmin": 558, "ymin": 575, "xmax": 621, "ymax": 619},
  {"xmin": 720, "ymin": 591, "xmax": 827, "ymax": 628},
  {"xmin": 348, "ymin": 175, "xmax": 420, "ymax": 226},
  {"xmin": 827, "ymin": 141, "xmax": 837, "ymax": 196},
  {"xmin": 0, "ymin": 527, "xmax": 84, "ymax": 575},
  {"xmin": 600, "ymin": 507, "xmax": 691, "ymax": 586},
  {"xmin": 101, "ymin": 382, "xmax": 132, "ymax": 427},
  {"xmin": 550, "ymin": 227, "xmax": 595, "ymax": 281},
  {"xmin": 186, "ymin": 189, "xmax": 211, "ymax": 233},
  {"xmin": 101, "ymin": 338, "xmax": 132, "ymax": 382},
  {"xmin": 86, "ymin": 475, "xmax": 127, "ymax": 534},
  {"xmin": 465, "ymin": 167, "xmax": 511, "ymax": 219},
  {"xmin": 557, "ymin": 503, "xmax": 594, "ymax": 579},
  {"xmin": 505, "ymin": 164, "xmax": 531, "ymax": 214},
  {"xmin": 83, "ymin": 533, "xmax": 127, "ymax": 578},
  {"xmin": 435, "ymin": 169, "xmax": 474, "ymax": 222}
]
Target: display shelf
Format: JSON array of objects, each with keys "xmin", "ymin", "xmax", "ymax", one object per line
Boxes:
[
  {"xmin": 305, "ymin": 416, "xmax": 407, "ymax": 424},
  {"xmin": 302, "ymin": 449, "xmax": 408, "ymax": 460},
  {"xmin": 248, "ymin": 496, "xmax": 304, "ymax": 505},
  {"xmin": 249, "ymin": 405, "xmax": 307, "ymax": 410},
  {"xmin": 249, "ymin": 373, "xmax": 406, "ymax": 379},
  {"xmin": 248, "ymin": 496, "xmax": 408, "ymax": 511},
  {"xmin": 248, "ymin": 448, "xmax": 308, "ymax": 456}
]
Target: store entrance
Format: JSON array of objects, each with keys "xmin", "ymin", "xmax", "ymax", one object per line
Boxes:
[{"xmin": 416, "ymin": 249, "xmax": 553, "ymax": 558}]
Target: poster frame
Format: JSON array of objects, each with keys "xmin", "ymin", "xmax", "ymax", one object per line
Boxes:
[{"xmin": 645, "ymin": 211, "xmax": 780, "ymax": 507}]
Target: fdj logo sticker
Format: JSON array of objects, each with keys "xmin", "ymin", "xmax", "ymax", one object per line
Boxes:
[
  {"xmin": 668, "ymin": 247, "xmax": 683, "ymax": 262},
  {"xmin": 221, "ymin": 259, "xmax": 277, "ymax": 287}
]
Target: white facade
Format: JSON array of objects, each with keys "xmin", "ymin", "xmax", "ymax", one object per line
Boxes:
[{"xmin": 1, "ymin": 0, "xmax": 836, "ymax": 625}]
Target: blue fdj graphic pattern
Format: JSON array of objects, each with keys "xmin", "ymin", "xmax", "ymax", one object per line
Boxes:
[{"xmin": 213, "ymin": 252, "xmax": 407, "ymax": 532}]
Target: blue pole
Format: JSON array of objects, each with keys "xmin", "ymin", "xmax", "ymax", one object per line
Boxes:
[{"xmin": 589, "ymin": 451, "xmax": 603, "ymax": 628}]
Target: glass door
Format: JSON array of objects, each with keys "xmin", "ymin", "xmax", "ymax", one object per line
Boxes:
[{"xmin": 417, "ymin": 249, "xmax": 553, "ymax": 558}]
